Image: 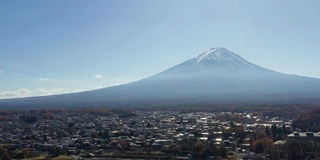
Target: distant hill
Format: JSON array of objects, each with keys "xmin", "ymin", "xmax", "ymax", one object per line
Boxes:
[
  {"xmin": 292, "ymin": 109, "xmax": 320, "ymax": 132},
  {"xmin": 1, "ymin": 47, "xmax": 320, "ymax": 109}
]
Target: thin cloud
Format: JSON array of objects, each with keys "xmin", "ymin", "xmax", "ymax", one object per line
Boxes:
[
  {"xmin": 94, "ymin": 74, "xmax": 103, "ymax": 79},
  {"xmin": 35, "ymin": 89, "xmax": 51, "ymax": 95},
  {"xmin": 0, "ymin": 88, "xmax": 32, "ymax": 99},
  {"xmin": 38, "ymin": 78, "xmax": 59, "ymax": 82},
  {"xmin": 0, "ymin": 70, "xmax": 3, "ymax": 74},
  {"xmin": 35, "ymin": 88, "xmax": 67, "ymax": 96},
  {"xmin": 108, "ymin": 83, "xmax": 120, "ymax": 87},
  {"xmin": 0, "ymin": 88, "xmax": 69, "ymax": 99},
  {"xmin": 18, "ymin": 88, "xmax": 32, "ymax": 95},
  {"xmin": 93, "ymin": 85, "xmax": 104, "ymax": 90},
  {"xmin": 0, "ymin": 92, "xmax": 16, "ymax": 97}
]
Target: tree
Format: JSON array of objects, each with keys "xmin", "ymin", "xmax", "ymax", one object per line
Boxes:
[
  {"xmin": 256, "ymin": 142, "xmax": 264, "ymax": 153},
  {"xmin": 271, "ymin": 124, "xmax": 277, "ymax": 138},
  {"xmin": 0, "ymin": 147, "xmax": 9, "ymax": 160},
  {"xmin": 49, "ymin": 147, "xmax": 61, "ymax": 157},
  {"xmin": 265, "ymin": 126, "xmax": 271, "ymax": 137},
  {"xmin": 22, "ymin": 149, "xmax": 31, "ymax": 158},
  {"xmin": 285, "ymin": 140, "xmax": 304, "ymax": 160},
  {"xmin": 217, "ymin": 144, "xmax": 227, "ymax": 158},
  {"xmin": 193, "ymin": 140, "xmax": 204, "ymax": 157},
  {"xmin": 42, "ymin": 112, "xmax": 54, "ymax": 119},
  {"xmin": 20, "ymin": 115, "xmax": 37, "ymax": 123}
]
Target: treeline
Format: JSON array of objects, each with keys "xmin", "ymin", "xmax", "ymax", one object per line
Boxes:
[
  {"xmin": 2, "ymin": 108, "xmax": 139, "ymax": 124},
  {"xmin": 275, "ymin": 140, "xmax": 320, "ymax": 159},
  {"xmin": 1, "ymin": 102, "xmax": 319, "ymax": 120},
  {"xmin": 138, "ymin": 103, "xmax": 320, "ymax": 120},
  {"xmin": 292, "ymin": 109, "xmax": 320, "ymax": 132}
]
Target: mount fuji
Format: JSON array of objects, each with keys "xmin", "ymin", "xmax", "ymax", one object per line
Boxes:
[{"xmin": 1, "ymin": 47, "xmax": 320, "ymax": 108}]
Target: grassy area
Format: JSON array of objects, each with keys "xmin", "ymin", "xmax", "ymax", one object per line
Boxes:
[
  {"xmin": 52, "ymin": 155, "xmax": 74, "ymax": 160},
  {"xmin": 25, "ymin": 155, "xmax": 74, "ymax": 160},
  {"xmin": 24, "ymin": 155, "xmax": 47, "ymax": 160}
]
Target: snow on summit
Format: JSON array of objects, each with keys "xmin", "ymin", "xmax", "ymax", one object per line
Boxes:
[
  {"xmin": 161, "ymin": 47, "xmax": 263, "ymax": 76},
  {"xmin": 193, "ymin": 47, "xmax": 225, "ymax": 62},
  {"xmin": 189, "ymin": 47, "xmax": 257, "ymax": 70}
]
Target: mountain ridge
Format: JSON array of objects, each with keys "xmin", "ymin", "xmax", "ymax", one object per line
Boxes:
[
  {"xmin": 1, "ymin": 47, "xmax": 320, "ymax": 108},
  {"xmin": 190, "ymin": 47, "xmax": 256, "ymax": 69}
]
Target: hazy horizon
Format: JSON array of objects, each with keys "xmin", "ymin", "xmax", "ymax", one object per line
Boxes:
[{"xmin": 1, "ymin": 0, "xmax": 320, "ymax": 99}]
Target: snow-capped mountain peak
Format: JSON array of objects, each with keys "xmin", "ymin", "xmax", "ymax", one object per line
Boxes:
[
  {"xmin": 193, "ymin": 47, "xmax": 220, "ymax": 62},
  {"xmin": 193, "ymin": 47, "xmax": 237, "ymax": 62},
  {"xmin": 188, "ymin": 47, "xmax": 258, "ymax": 70}
]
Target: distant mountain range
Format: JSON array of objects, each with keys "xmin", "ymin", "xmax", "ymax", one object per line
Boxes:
[{"xmin": 1, "ymin": 47, "xmax": 320, "ymax": 109}]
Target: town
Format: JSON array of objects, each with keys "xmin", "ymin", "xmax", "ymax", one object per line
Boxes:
[{"xmin": 0, "ymin": 108, "xmax": 319, "ymax": 160}]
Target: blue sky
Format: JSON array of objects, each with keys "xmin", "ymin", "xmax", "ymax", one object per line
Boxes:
[{"xmin": 1, "ymin": 0, "xmax": 320, "ymax": 99}]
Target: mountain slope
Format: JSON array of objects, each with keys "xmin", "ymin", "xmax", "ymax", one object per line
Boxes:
[{"xmin": 1, "ymin": 47, "xmax": 320, "ymax": 108}]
